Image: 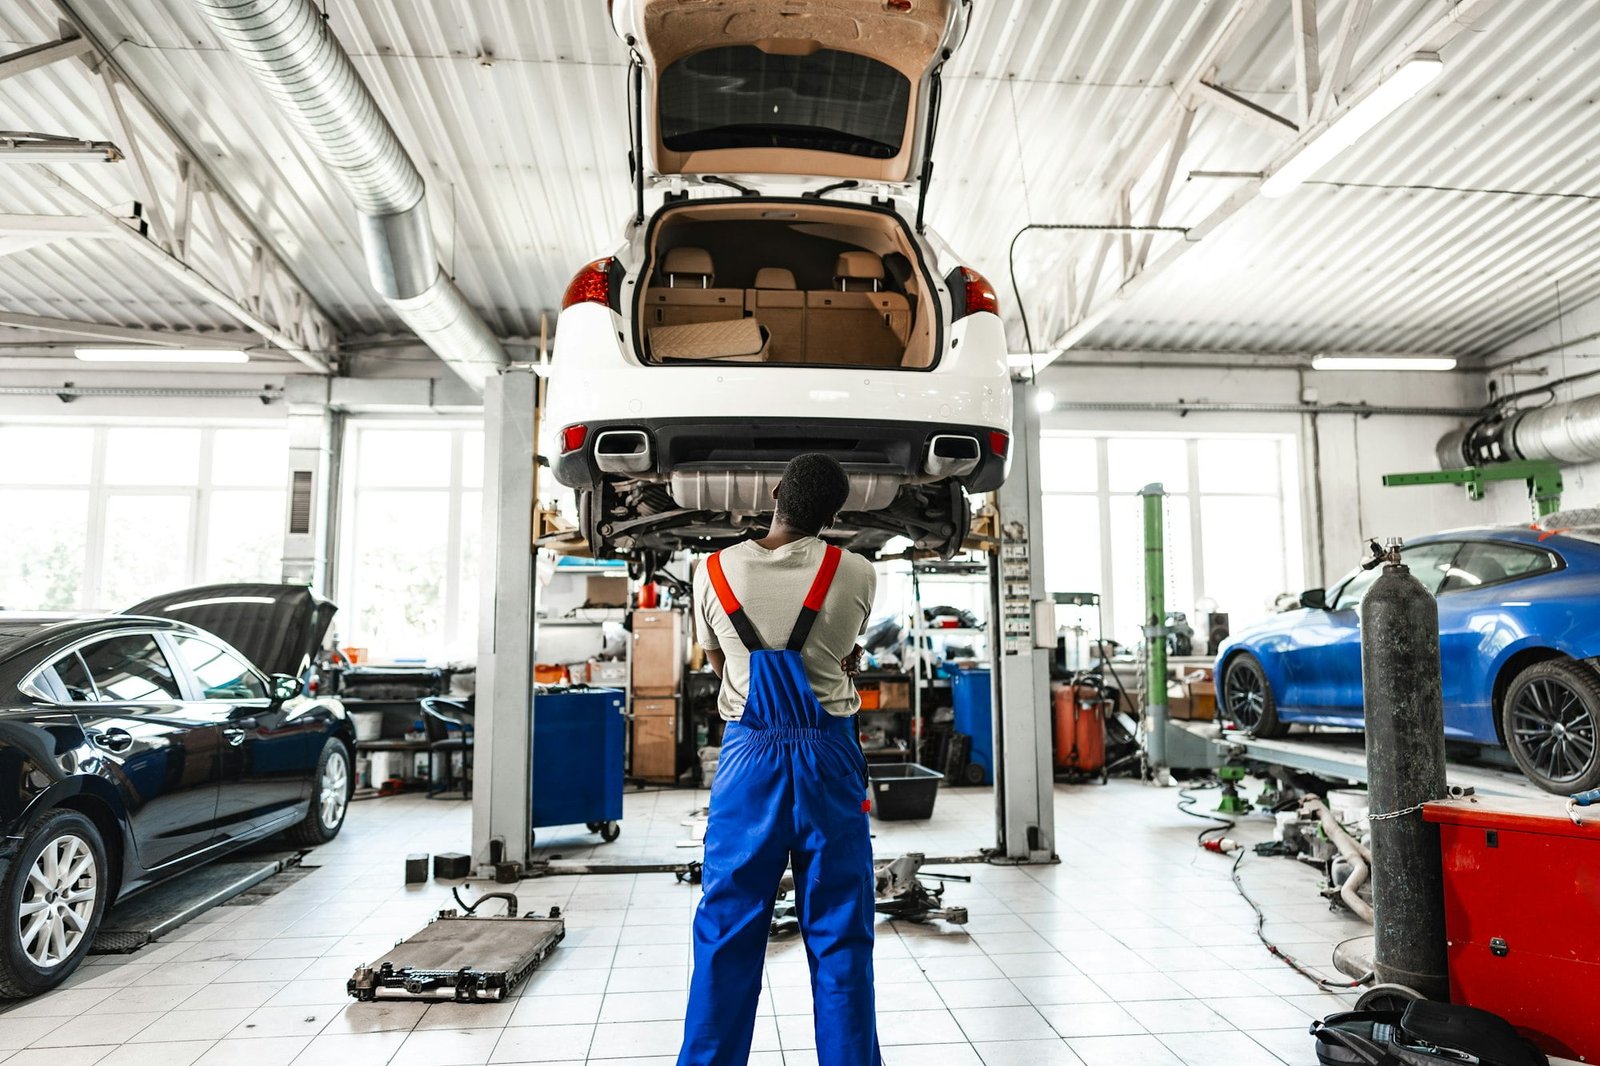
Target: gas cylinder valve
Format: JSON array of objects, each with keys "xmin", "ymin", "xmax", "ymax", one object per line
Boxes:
[{"xmin": 1361, "ymin": 537, "xmax": 1406, "ymax": 571}]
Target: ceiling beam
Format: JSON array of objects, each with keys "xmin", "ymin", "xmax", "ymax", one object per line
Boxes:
[
  {"xmin": 0, "ymin": 310, "xmax": 254, "ymax": 347},
  {"xmin": 1290, "ymin": 0, "xmax": 1321, "ymax": 127},
  {"xmin": 0, "ymin": 213, "xmax": 112, "ymax": 237},
  {"xmin": 0, "ymin": 34, "xmax": 92, "ymax": 81},
  {"xmin": 1317, "ymin": 0, "xmax": 1374, "ymax": 122},
  {"xmin": 34, "ymin": 166, "xmax": 332, "ymax": 374},
  {"xmin": 1194, "ymin": 80, "xmax": 1298, "ymax": 138},
  {"xmin": 1043, "ymin": 0, "xmax": 1500, "ymax": 363}
]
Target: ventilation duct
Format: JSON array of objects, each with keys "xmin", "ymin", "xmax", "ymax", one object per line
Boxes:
[
  {"xmin": 1439, "ymin": 394, "xmax": 1600, "ymax": 468},
  {"xmin": 192, "ymin": 0, "xmax": 506, "ymax": 389}
]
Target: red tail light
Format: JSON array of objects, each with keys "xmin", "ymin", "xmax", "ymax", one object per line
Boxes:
[
  {"xmin": 989, "ymin": 431, "xmax": 1010, "ymax": 459},
  {"xmin": 562, "ymin": 258, "xmax": 614, "ymax": 310},
  {"xmin": 958, "ymin": 267, "xmax": 1000, "ymax": 318},
  {"xmin": 561, "ymin": 424, "xmax": 589, "ymax": 454}
]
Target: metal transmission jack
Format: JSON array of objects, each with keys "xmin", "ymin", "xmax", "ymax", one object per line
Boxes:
[
  {"xmin": 1215, "ymin": 766, "xmax": 1253, "ymax": 815},
  {"xmin": 1382, "ymin": 460, "xmax": 1563, "ymax": 520},
  {"xmin": 770, "ymin": 853, "xmax": 970, "ymax": 937}
]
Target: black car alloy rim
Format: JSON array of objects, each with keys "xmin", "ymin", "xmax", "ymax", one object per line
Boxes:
[
  {"xmin": 1509, "ymin": 678, "xmax": 1598, "ymax": 785},
  {"xmin": 1224, "ymin": 664, "xmax": 1264, "ymax": 729}
]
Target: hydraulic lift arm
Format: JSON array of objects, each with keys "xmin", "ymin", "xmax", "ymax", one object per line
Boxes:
[{"xmin": 1381, "ymin": 460, "xmax": 1564, "ymax": 519}]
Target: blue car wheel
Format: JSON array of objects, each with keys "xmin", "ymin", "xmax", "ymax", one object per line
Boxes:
[
  {"xmin": 1221, "ymin": 654, "xmax": 1287, "ymax": 738},
  {"xmin": 1501, "ymin": 660, "xmax": 1600, "ymax": 793}
]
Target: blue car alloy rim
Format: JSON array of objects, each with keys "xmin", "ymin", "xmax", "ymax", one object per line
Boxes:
[
  {"xmin": 1223, "ymin": 661, "xmax": 1266, "ymax": 730},
  {"xmin": 1509, "ymin": 677, "xmax": 1598, "ymax": 786}
]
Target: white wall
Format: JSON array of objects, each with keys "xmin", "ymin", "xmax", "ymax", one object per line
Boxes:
[{"xmin": 1036, "ymin": 360, "xmax": 1491, "ymax": 588}]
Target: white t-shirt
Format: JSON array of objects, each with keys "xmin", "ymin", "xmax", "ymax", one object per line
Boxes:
[{"xmin": 693, "ymin": 538, "xmax": 876, "ymax": 721}]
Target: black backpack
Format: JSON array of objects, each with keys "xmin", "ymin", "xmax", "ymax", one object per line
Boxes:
[{"xmin": 1311, "ymin": 1001, "xmax": 1548, "ymax": 1066}]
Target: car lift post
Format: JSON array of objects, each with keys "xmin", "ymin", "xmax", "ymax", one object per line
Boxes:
[
  {"xmin": 1141, "ymin": 483, "xmax": 1170, "ymax": 782},
  {"xmin": 988, "ymin": 381, "xmax": 1057, "ymax": 862},
  {"xmin": 1381, "ymin": 460, "xmax": 1564, "ymax": 519},
  {"xmin": 472, "ymin": 367, "xmax": 540, "ymax": 875}
]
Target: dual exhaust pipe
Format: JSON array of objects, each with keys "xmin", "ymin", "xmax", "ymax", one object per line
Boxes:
[{"xmin": 593, "ymin": 431, "xmax": 982, "ymax": 480}]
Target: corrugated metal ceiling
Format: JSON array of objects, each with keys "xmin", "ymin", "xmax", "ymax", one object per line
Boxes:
[{"xmin": 2, "ymin": 0, "xmax": 1596, "ymax": 368}]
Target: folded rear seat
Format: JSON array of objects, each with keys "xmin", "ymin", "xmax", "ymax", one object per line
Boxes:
[
  {"xmin": 644, "ymin": 247, "xmax": 744, "ymax": 329},
  {"xmin": 805, "ymin": 251, "xmax": 910, "ymax": 366},
  {"xmin": 745, "ymin": 267, "xmax": 805, "ymax": 363}
]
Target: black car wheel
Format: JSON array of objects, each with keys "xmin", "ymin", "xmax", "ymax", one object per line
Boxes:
[
  {"xmin": 1501, "ymin": 660, "xmax": 1600, "ymax": 793},
  {"xmin": 286, "ymin": 738, "xmax": 352, "ymax": 846},
  {"xmin": 1221, "ymin": 654, "xmax": 1287, "ymax": 738},
  {"xmin": 0, "ymin": 809, "xmax": 108, "ymax": 997}
]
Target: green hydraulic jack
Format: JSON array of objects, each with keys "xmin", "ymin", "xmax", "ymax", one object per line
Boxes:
[
  {"xmin": 1215, "ymin": 765, "xmax": 1253, "ymax": 815},
  {"xmin": 1381, "ymin": 459, "xmax": 1564, "ymax": 520}
]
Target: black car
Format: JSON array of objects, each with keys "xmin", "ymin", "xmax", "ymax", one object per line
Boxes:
[{"xmin": 0, "ymin": 584, "xmax": 354, "ymax": 996}]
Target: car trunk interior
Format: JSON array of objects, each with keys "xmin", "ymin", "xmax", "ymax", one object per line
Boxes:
[{"xmin": 637, "ymin": 200, "xmax": 937, "ymax": 369}]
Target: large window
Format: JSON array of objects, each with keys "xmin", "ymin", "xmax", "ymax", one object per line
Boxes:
[
  {"xmin": 337, "ymin": 422, "xmax": 482, "ymax": 663},
  {"xmin": 0, "ymin": 423, "xmax": 288, "ymax": 611},
  {"xmin": 1040, "ymin": 433, "xmax": 1304, "ymax": 649}
]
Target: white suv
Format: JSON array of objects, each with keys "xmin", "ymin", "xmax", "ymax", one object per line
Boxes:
[{"xmin": 545, "ymin": 0, "xmax": 1011, "ymax": 573}]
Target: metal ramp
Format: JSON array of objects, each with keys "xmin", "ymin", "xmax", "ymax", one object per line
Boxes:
[
  {"xmin": 1175, "ymin": 721, "xmax": 1550, "ymax": 800},
  {"xmin": 91, "ymin": 852, "xmax": 297, "ymax": 953}
]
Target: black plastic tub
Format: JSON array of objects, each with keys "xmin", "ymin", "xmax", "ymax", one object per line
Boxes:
[{"xmin": 868, "ymin": 763, "xmax": 944, "ymax": 821}]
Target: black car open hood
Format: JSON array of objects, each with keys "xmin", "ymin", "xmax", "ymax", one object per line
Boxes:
[{"xmin": 124, "ymin": 584, "xmax": 337, "ymax": 679}]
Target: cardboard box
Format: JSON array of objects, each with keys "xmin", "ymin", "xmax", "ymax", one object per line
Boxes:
[
  {"xmin": 632, "ymin": 609, "xmax": 684, "ymax": 696},
  {"xmin": 1178, "ymin": 668, "xmax": 1216, "ymax": 721},
  {"xmin": 589, "ymin": 659, "xmax": 629, "ymax": 687},
  {"xmin": 586, "ymin": 574, "xmax": 629, "ymax": 608},
  {"xmin": 877, "ymin": 679, "xmax": 911, "ymax": 711},
  {"xmin": 632, "ymin": 712, "xmax": 677, "ymax": 780}
]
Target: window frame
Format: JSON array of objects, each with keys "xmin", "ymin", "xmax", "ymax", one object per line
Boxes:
[
  {"xmin": 165, "ymin": 631, "xmax": 272, "ymax": 704},
  {"xmin": 0, "ymin": 420, "xmax": 290, "ymax": 611},
  {"xmin": 1438, "ymin": 539, "xmax": 1565, "ymax": 595},
  {"xmin": 1040, "ymin": 431, "xmax": 1304, "ymax": 647},
  {"xmin": 24, "ymin": 628, "xmax": 185, "ymax": 706},
  {"xmin": 336, "ymin": 418, "xmax": 484, "ymax": 662}
]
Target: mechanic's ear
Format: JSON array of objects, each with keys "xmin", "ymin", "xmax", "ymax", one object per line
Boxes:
[{"xmin": 770, "ymin": 483, "xmax": 781, "ymax": 501}]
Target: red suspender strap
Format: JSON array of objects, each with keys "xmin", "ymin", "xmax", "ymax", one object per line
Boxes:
[
  {"xmin": 787, "ymin": 545, "xmax": 844, "ymax": 652},
  {"xmin": 706, "ymin": 552, "xmax": 764, "ymax": 652}
]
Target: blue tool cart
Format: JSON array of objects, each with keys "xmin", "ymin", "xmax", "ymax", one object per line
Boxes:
[
  {"xmin": 948, "ymin": 667, "xmax": 994, "ymax": 785},
  {"xmin": 530, "ymin": 685, "xmax": 626, "ymax": 846}
]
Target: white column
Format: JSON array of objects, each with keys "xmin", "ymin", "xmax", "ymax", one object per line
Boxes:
[
  {"xmin": 990, "ymin": 381, "xmax": 1057, "ymax": 862},
  {"xmin": 471, "ymin": 368, "xmax": 537, "ymax": 873},
  {"xmin": 280, "ymin": 378, "xmax": 334, "ymax": 588}
]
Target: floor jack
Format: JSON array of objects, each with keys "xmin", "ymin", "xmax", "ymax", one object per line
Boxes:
[
  {"xmin": 770, "ymin": 853, "xmax": 970, "ymax": 937},
  {"xmin": 1216, "ymin": 766, "xmax": 1253, "ymax": 815}
]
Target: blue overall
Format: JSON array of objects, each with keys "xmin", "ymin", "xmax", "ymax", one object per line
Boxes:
[{"xmin": 677, "ymin": 545, "xmax": 881, "ymax": 1066}]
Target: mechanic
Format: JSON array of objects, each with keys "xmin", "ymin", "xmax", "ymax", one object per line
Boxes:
[{"xmin": 677, "ymin": 452, "xmax": 880, "ymax": 1066}]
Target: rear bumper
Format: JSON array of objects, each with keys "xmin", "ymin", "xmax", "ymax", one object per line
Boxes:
[{"xmin": 552, "ymin": 416, "xmax": 1008, "ymax": 494}]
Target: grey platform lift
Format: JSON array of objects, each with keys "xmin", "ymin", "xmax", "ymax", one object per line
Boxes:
[{"xmin": 468, "ymin": 366, "xmax": 1056, "ymax": 874}]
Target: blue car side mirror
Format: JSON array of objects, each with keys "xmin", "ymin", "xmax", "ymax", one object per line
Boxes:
[{"xmin": 1300, "ymin": 588, "xmax": 1328, "ymax": 610}]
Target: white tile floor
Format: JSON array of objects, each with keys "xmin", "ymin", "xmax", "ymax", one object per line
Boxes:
[{"xmin": 0, "ymin": 779, "xmax": 1384, "ymax": 1065}]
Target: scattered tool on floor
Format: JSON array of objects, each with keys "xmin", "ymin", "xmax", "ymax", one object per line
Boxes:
[
  {"xmin": 770, "ymin": 852, "xmax": 969, "ymax": 937},
  {"xmin": 347, "ymin": 890, "xmax": 564, "ymax": 1003}
]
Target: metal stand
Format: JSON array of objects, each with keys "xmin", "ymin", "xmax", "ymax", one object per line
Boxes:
[
  {"xmin": 472, "ymin": 368, "xmax": 539, "ymax": 874},
  {"xmin": 1140, "ymin": 483, "xmax": 1170, "ymax": 782},
  {"xmin": 989, "ymin": 382, "xmax": 1056, "ymax": 862}
]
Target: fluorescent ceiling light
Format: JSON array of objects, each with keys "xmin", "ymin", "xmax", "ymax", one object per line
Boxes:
[
  {"xmin": 75, "ymin": 348, "xmax": 250, "ymax": 364},
  {"xmin": 1261, "ymin": 54, "xmax": 1444, "ymax": 198},
  {"xmin": 1312, "ymin": 356, "xmax": 1456, "ymax": 372}
]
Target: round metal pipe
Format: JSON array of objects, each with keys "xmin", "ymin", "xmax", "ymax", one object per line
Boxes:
[
  {"xmin": 1141, "ymin": 483, "xmax": 1168, "ymax": 773},
  {"xmin": 1360, "ymin": 548, "xmax": 1450, "ymax": 1000}
]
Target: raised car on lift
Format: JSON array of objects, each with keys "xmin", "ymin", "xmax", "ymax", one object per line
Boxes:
[
  {"xmin": 1216, "ymin": 525, "xmax": 1600, "ymax": 794},
  {"xmin": 544, "ymin": 0, "xmax": 1011, "ymax": 574}
]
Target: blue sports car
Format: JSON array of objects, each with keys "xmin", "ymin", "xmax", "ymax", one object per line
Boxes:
[{"xmin": 1215, "ymin": 524, "xmax": 1600, "ymax": 794}]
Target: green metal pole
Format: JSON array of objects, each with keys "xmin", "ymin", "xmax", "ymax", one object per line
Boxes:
[{"xmin": 1141, "ymin": 483, "xmax": 1168, "ymax": 773}]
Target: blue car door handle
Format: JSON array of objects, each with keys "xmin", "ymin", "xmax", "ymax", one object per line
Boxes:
[{"xmin": 223, "ymin": 727, "xmax": 247, "ymax": 747}]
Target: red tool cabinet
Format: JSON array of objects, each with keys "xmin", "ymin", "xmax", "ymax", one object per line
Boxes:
[{"xmin": 1424, "ymin": 796, "xmax": 1600, "ymax": 1062}]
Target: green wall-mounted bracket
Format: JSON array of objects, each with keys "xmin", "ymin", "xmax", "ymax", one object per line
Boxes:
[{"xmin": 1381, "ymin": 460, "xmax": 1564, "ymax": 520}]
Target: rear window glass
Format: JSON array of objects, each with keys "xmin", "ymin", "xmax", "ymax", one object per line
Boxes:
[
  {"xmin": 659, "ymin": 46, "xmax": 910, "ymax": 160},
  {"xmin": 80, "ymin": 634, "xmax": 181, "ymax": 702}
]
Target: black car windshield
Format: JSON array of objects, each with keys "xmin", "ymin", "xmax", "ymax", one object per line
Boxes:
[{"xmin": 659, "ymin": 46, "xmax": 910, "ymax": 160}]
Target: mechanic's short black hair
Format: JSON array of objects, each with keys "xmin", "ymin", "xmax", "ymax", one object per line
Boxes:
[{"xmin": 775, "ymin": 453, "xmax": 850, "ymax": 535}]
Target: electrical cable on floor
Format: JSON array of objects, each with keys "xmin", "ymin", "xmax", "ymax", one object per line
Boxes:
[{"xmin": 1175, "ymin": 786, "xmax": 1367, "ymax": 992}]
